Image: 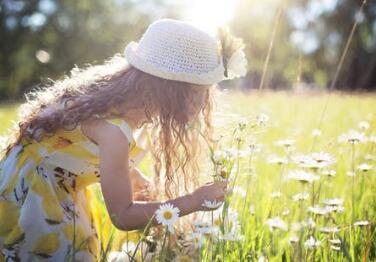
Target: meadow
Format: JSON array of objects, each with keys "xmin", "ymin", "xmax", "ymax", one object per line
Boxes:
[{"xmin": 1, "ymin": 90, "xmax": 375, "ymax": 261}]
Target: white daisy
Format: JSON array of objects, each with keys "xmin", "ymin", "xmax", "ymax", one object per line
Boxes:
[
  {"xmin": 357, "ymin": 163, "xmax": 372, "ymax": 172},
  {"xmin": 275, "ymin": 139, "xmax": 295, "ymax": 148},
  {"xmin": 108, "ymin": 251, "xmax": 129, "ymax": 262},
  {"xmin": 256, "ymin": 113, "xmax": 269, "ymax": 126},
  {"xmin": 321, "ymin": 169, "xmax": 336, "ymax": 177},
  {"xmin": 358, "ymin": 121, "xmax": 370, "ymax": 130},
  {"xmin": 323, "ymin": 198, "xmax": 344, "ymax": 206},
  {"xmin": 282, "ymin": 208, "xmax": 290, "ymax": 216},
  {"xmin": 329, "ymin": 239, "xmax": 341, "ymax": 245},
  {"xmin": 337, "ymin": 130, "xmax": 367, "ymax": 144},
  {"xmin": 287, "ymin": 170, "xmax": 320, "ymax": 184},
  {"xmin": 319, "ymin": 226, "xmax": 340, "ymax": 234},
  {"xmin": 289, "ymin": 235, "xmax": 299, "ymax": 244},
  {"xmin": 310, "ymin": 152, "xmax": 336, "ymax": 167},
  {"xmin": 311, "ymin": 129, "xmax": 322, "ymax": 138},
  {"xmin": 304, "ymin": 236, "xmax": 321, "ymax": 249},
  {"xmin": 292, "ymin": 192, "xmax": 309, "ymax": 201},
  {"xmin": 202, "ymin": 200, "xmax": 224, "ymax": 210},
  {"xmin": 266, "ymin": 216, "xmax": 288, "ymax": 231},
  {"xmin": 307, "ymin": 205, "xmax": 332, "ymax": 216},
  {"xmin": 250, "ymin": 205, "xmax": 256, "ymax": 215},
  {"xmin": 271, "ymin": 191, "xmax": 282, "ymax": 199},
  {"xmin": 354, "ymin": 220, "xmax": 370, "ymax": 226},
  {"xmin": 330, "ymin": 245, "xmax": 341, "ymax": 251},
  {"xmin": 155, "ymin": 203, "xmax": 180, "ymax": 233},
  {"xmin": 267, "ymin": 155, "xmax": 288, "ymax": 165}
]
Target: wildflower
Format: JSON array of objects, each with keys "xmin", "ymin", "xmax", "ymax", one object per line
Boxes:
[
  {"xmin": 311, "ymin": 129, "xmax": 321, "ymax": 137},
  {"xmin": 287, "ymin": 170, "xmax": 319, "ymax": 184},
  {"xmin": 250, "ymin": 205, "xmax": 255, "ymax": 215},
  {"xmin": 282, "ymin": 208, "xmax": 290, "ymax": 216},
  {"xmin": 155, "ymin": 203, "xmax": 180, "ymax": 233},
  {"xmin": 275, "ymin": 139, "xmax": 295, "ymax": 148},
  {"xmin": 330, "ymin": 245, "xmax": 341, "ymax": 251},
  {"xmin": 257, "ymin": 255, "xmax": 268, "ymax": 262},
  {"xmin": 202, "ymin": 200, "xmax": 224, "ymax": 210},
  {"xmin": 267, "ymin": 155, "xmax": 287, "ymax": 165},
  {"xmin": 357, "ymin": 163, "xmax": 372, "ymax": 172},
  {"xmin": 292, "ymin": 154, "xmax": 312, "ymax": 165},
  {"xmin": 310, "ymin": 152, "xmax": 336, "ymax": 167},
  {"xmin": 319, "ymin": 226, "xmax": 339, "ymax": 234},
  {"xmin": 327, "ymin": 205, "xmax": 345, "ymax": 213},
  {"xmin": 337, "ymin": 130, "xmax": 367, "ymax": 144},
  {"xmin": 108, "ymin": 251, "xmax": 129, "ymax": 262},
  {"xmin": 292, "ymin": 192, "xmax": 309, "ymax": 201},
  {"xmin": 121, "ymin": 241, "xmax": 136, "ymax": 254},
  {"xmin": 293, "ymin": 152, "xmax": 335, "ymax": 169},
  {"xmin": 329, "ymin": 239, "xmax": 341, "ymax": 245},
  {"xmin": 321, "ymin": 169, "xmax": 336, "ymax": 177},
  {"xmin": 307, "ymin": 205, "xmax": 331, "ymax": 216},
  {"xmin": 354, "ymin": 220, "xmax": 370, "ymax": 226},
  {"xmin": 323, "ymin": 198, "xmax": 344, "ymax": 206},
  {"xmin": 288, "ymin": 235, "xmax": 299, "ymax": 244},
  {"xmin": 358, "ymin": 121, "xmax": 370, "ymax": 130},
  {"xmin": 256, "ymin": 113, "xmax": 269, "ymax": 126},
  {"xmin": 271, "ymin": 191, "xmax": 282, "ymax": 199},
  {"xmin": 266, "ymin": 216, "xmax": 288, "ymax": 231},
  {"xmin": 304, "ymin": 236, "xmax": 321, "ymax": 249}
]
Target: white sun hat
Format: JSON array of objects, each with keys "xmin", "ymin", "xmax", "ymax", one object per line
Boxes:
[{"xmin": 123, "ymin": 18, "xmax": 247, "ymax": 86}]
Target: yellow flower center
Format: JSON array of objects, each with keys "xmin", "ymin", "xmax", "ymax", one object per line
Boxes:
[{"xmin": 163, "ymin": 211, "xmax": 173, "ymax": 220}]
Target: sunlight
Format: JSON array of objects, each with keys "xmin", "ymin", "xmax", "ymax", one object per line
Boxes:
[{"xmin": 181, "ymin": 0, "xmax": 240, "ymax": 35}]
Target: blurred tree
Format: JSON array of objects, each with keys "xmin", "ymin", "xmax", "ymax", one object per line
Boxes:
[
  {"xmin": 231, "ymin": 0, "xmax": 376, "ymax": 91},
  {"xmin": 0, "ymin": 0, "xmax": 173, "ymax": 99},
  {"xmin": 1, "ymin": 0, "xmax": 375, "ymax": 99}
]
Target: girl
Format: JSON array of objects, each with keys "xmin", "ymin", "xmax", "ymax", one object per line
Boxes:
[{"xmin": 0, "ymin": 18, "xmax": 247, "ymax": 261}]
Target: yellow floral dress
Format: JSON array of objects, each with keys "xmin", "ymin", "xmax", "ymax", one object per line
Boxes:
[{"xmin": 0, "ymin": 117, "xmax": 150, "ymax": 261}]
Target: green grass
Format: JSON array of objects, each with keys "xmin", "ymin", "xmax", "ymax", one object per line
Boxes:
[{"xmin": 1, "ymin": 90, "xmax": 375, "ymax": 261}]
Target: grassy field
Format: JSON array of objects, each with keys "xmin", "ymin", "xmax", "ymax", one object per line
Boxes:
[{"xmin": 1, "ymin": 90, "xmax": 375, "ymax": 261}]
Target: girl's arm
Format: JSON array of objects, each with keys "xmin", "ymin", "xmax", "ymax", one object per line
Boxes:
[{"xmin": 83, "ymin": 118, "xmax": 226, "ymax": 231}]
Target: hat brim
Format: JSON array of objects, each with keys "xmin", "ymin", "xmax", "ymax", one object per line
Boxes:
[{"xmin": 123, "ymin": 41, "xmax": 225, "ymax": 85}]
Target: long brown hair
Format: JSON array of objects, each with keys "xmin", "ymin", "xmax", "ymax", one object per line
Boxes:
[{"xmin": 2, "ymin": 54, "xmax": 215, "ymax": 199}]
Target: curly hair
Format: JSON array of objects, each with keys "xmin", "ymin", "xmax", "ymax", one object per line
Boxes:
[{"xmin": 1, "ymin": 54, "xmax": 215, "ymax": 200}]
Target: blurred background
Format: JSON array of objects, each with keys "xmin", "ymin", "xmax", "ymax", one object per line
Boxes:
[{"xmin": 0, "ymin": 0, "xmax": 375, "ymax": 101}]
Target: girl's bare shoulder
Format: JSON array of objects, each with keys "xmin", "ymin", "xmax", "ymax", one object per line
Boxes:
[{"xmin": 80, "ymin": 118, "xmax": 130, "ymax": 148}]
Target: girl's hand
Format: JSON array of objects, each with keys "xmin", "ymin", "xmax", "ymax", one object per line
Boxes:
[{"xmin": 192, "ymin": 181, "xmax": 228, "ymax": 211}]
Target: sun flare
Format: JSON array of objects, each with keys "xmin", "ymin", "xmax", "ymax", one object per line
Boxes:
[{"xmin": 181, "ymin": 0, "xmax": 240, "ymax": 34}]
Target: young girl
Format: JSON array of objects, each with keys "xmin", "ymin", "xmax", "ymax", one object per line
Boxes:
[{"xmin": 0, "ymin": 18, "xmax": 247, "ymax": 261}]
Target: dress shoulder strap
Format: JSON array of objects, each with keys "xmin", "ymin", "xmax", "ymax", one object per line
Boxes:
[{"xmin": 104, "ymin": 118, "xmax": 135, "ymax": 146}]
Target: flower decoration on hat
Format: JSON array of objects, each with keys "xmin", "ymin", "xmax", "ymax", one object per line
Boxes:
[{"xmin": 217, "ymin": 26, "xmax": 248, "ymax": 80}]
